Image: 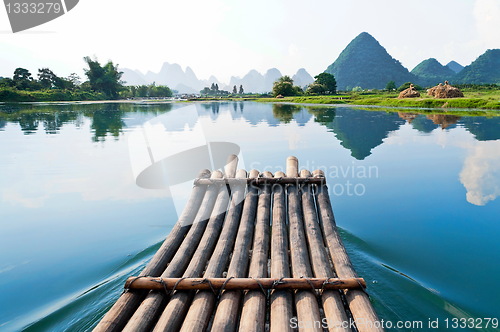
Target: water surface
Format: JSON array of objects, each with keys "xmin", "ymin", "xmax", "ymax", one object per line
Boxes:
[{"xmin": 0, "ymin": 102, "xmax": 499, "ymax": 331}]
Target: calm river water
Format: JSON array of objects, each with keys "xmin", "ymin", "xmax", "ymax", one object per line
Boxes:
[{"xmin": 0, "ymin": 102, "xmax": 499, "ymax": 331}]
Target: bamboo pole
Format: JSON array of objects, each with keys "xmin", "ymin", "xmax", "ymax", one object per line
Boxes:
[
  {"xmin": 122, "ymin": 171, "xmax": 225, "ymax": 332},
  {"xmin": 300, "ymin": 170, "xmax": 351, "ymax": 332},
  {"xmin": 193, "ymin": 177, "xmax": 325, "ymax": 186},
  {"xmin": 149, "ymin": 166, "xmax": 234, "ymax": 331},
  {"xmin": 286, "ymin": 156, "xmax": 299, "ymax": 179},
  {"xmin": 210, "ymin": 169, "xmax": 260, "ymax": 332},
  {"xmin": 312, "ymin": 170, "xmax": 383, "ymax": 332},
  {"xmin": 154, "ymin": 171, "xmax": 246, "ymax": 331},
  {"xmin": 93, "ymin": 169, "xmax": 211, "ymax": 332},
  {"xmin": 126, "ymin": 277, "xmax": 366, "ymax": 291},
  {"xmin": 286, "ymin": 157, "xmax": 322, "ymax": 332},
  {"xmin": 239, "ymin": 171, "xmax": 273, "ymax": 332},
  {"xmin": 224, "ymin": 153, "xmax": 239, "ymax": 201},
  {"xmin": 176, "ymin": 169, "xmax": 247, "ymax": 332},
  {"xmin": 224, "ymin": 154, "xmax": 239, "ymax": 179},
  {"xmin": 270, "ymin": 170, "xmax": 293, "ymax": 332}
]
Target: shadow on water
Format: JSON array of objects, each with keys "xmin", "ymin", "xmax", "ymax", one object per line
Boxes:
[
  {"xmin": 399, "ymin": 112, "xmax": 462, "ymax": 131},
  {"xmin": 272, "ymin": 104, "xmax": 302, "ymax": 123},
  {"xmin": 200, "ymin": 102, "xmax": 221, "ymax": 115},
  {"xmin": 397, "ymin": 110, "xmax": 500, "ymax": 140},
  {"xmin": 460, "ymin": 116, "xmax": 500, "ymax": 141},
  {"xmin": 27, "ymin": 228, "xmax": 487, "ymax": 332},
  {"xmin": 308, "ymin": 107, "xmax": 406, "ymax": 160},
  {"xmin": 4, "ymin": 102, "xmax": 494, "ymax": 156},
  {"xmin": 84, "ymin": 104, "xmax": 125, "ymax": 142},
  {"xmin": 0, "ymin": 102, "xmax": 176, "ymax": 141},
  {"xmin": 22, "ymin": 240, "xmax": 164, "ymax": 332},
  {"xmin": 339, "ymin": 229, "xmax": 496, "ymax": 332}
]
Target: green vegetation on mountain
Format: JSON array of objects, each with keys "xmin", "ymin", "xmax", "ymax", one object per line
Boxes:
[
  {"xmin": 385, "ymin": 81, "xmax": 397, "ymax": 91},
  {"xmin": 324, "ymin": 33, "xmax": 497, "ymax": 90},
  {"xmin": 411, "ymin": 58, "xmax": 456, "ymax": 87},
  {"xmin": 454, "ymin": 49, "xmax": 500, "ymax": 84},
  {"xmin": 325, "ymin": 32, "xmax": 415, "ymax": 91},
  {"xmin": 446, "ymin": 61, "xmax": 464, "ymax": 74}
]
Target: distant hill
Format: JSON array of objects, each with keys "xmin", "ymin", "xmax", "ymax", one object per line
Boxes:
[
  {"xmin": 264, "ymin": 68, "xmax": 282, "ymax": 92},
  {"xmin": 411, "ymin": 58, "xmax": 456, "ymax": 87},
  {"xmin": 229, "ymin": 69, "xmax": 273, "ymax": 94},
  {"xmin": 227, "ymin": 68, "xmax": 314, "ymax": 93},
  {"xmin": 117, "ymin": 38, "xmax": 500, "ymax": 93},
  {"xmin": 325, "ymin": 32, "xmax": 415, "ymax": 90},
  {"xmin": 121, "ymin": 62, "xmax": 204, "ymax": 93},
  {"xmin": 153, "ymin": 62, "xmax": 203, "ymax": 91},
  {"xmin": 454, "ymin": 49, "xmax": 500, "ymax": 84},
  {"xmin": 292, "ymin": 68, "xmax": 314, "ymax": 89},
  {"xmin": 228, "ymin": 69, "xmax": 277, "ymax": 93},
  {"xmin": 120, "ymin": 68, "xmax": 147, "ymax": 86},
  {"xmin": 446, "ymin": 61, "xmax": 464, "ymax": 74},
  {"xmin": 121, "ymin": 63, "xmax": 313, "ymax": 94}
]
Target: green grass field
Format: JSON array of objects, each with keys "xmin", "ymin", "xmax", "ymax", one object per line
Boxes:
[
  {"xmin": 0, "ymin": 88, "xmax": 107, "ymax": 102},
  {"xmin": 252, "ymin": 90, "xmax": 500, "ymax": 110}
]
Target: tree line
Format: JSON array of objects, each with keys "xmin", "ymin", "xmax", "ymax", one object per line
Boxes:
[
  {"xmin": 200, "ymin": 83, "xmax": 244, "ymax": 96},
  {"xmin": 272, "ymin": 72, "xmax": 337, "ymax": 97},
  {"xmin": 0, "ymin": 57, "xmax": 173, "ymax": 101},
  {"xmin": 123, "ymin": 83, "xmax": 172, "ymax": 98},
  {"xmin": 0, "ymin": 67, "xmax": 80, "ymax": 91}
]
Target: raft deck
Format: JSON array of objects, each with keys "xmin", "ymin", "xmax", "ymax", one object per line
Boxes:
[{"xmin": 94, "ymin": 156, "xmax": 382, "ymax": 332}]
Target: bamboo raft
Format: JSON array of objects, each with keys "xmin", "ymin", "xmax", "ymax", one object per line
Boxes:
[{"xmin": 94, "ymin": 156, "xmax": 382, "ymax": 332}]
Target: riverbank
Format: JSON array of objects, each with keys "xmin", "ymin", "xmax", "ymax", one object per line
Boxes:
[
  {"xmin": 0, "ymin": 88, "xmax": 107, "ymax": 102},
  {"xmin": 250, "ymin": 90, "xmax": 500, "ymax": 110},
  {"xmin": 2, "ymin": 90, "xmax": 500, "ymax": 114},
  {"xmin": 192, "ymin": 89, "xmax": 500, "ymax": 110}
]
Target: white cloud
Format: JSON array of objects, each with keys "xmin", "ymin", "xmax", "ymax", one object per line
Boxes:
[
  {"xmin": 1, "ymin": 123, "xmax": 171, "ymax": 209},
  {"xmin": 474, "ymin": 0, "xmax": 500, "ymax": 46},
  {"xmin": 384, "ymin": 121, "xmax": 500, "ymax": 206},
  {"xmin": 460, "ymin": 140, "xmax": 500, "ymax": 206}
]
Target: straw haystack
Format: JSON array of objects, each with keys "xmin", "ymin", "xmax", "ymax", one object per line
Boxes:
[
  {"xmin": 398, "ymin": 112, "xmax": 418, "ymax": 123},
  {"xmin": 398, "ymin": 84, "xmax": 420, "ymax": 98},
  {"xmin": 427, "ymin": 83, "xmax": 442, "ymax": 97},
  {"xmin": 427, "ymin": 81, "xmax": 464, "ymax": 98},
  {"xmin": 427, "ymin": 114, "xmax": 461, "ymax": 129}
]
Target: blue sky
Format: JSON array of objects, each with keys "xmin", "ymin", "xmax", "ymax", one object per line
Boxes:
[{"xmin": 1, "ymin": 0, "xmax": 499, "ymax": 83}]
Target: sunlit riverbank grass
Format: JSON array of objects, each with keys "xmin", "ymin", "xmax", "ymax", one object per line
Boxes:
[
  {"xmin": 0, "ymin": 88, "xmax": 107, "ymax": 102},
  {"xmin": 3, "ymin": 89, "xmax": 500, "ymax": 113},
  {"xmin": 252, "ymin": 90, "xmax": 500, "ymax": 110}
]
